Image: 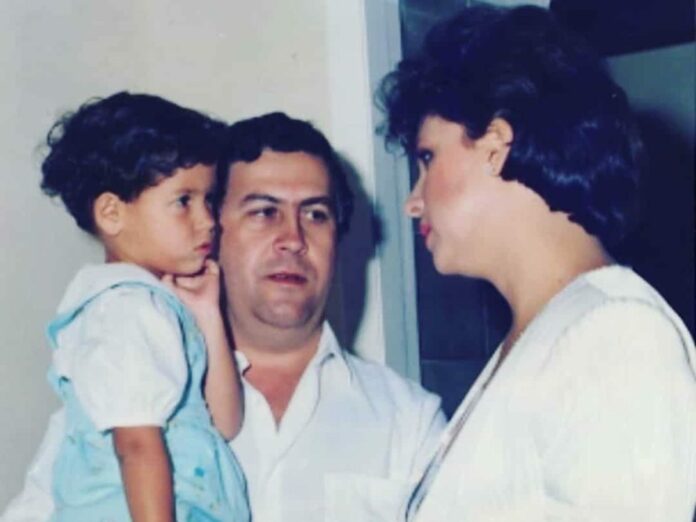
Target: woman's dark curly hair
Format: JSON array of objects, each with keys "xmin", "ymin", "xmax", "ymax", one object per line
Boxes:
[
  {"xmin": 221, "ymin": 112, "xmax": 354, "ymax": 239},
  {"xmin": 41, "ymin": 92, "xmax": 225, "ymax": 233},
  {"xmin": 378, "ymin": 4, "xmax": 644, "ymax": 248}
]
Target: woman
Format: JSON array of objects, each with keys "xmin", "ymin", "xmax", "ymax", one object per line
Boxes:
[{"xmin": 379, "ymin": 5, "xmax": 696, "ymax": 521}]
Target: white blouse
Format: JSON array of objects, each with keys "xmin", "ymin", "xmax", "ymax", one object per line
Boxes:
[
  {"xmin": 51, "ymin": 263, "xmax": 188, "ymax": 431},
  {"xmin": 412, "ymin": 265, "xmax": 696, "ymax": 522}
]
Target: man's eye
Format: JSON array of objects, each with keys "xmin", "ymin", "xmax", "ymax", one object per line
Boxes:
[
  {"xmin": 304, "ymin": 208, "xmax": 330, "ymax": 223},
  {"xmin": 251, "ymin": 207, "xmax": 277, "ymax": 219}
]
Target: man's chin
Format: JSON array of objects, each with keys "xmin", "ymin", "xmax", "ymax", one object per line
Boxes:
[{"xmin": 256, "ymin": 302, "xmax": 319, "ymax": 330}]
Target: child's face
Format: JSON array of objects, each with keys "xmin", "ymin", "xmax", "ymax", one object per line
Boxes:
[{"xmin": 112, "ymin": 163, "xmax": 216, "ymax": 277}]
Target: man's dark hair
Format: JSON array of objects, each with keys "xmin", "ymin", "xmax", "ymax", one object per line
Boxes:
[
  {"xmin": 378, "ymin": 4, "xmax": 644, "ymax": 248},
  {"xmin": 41, "ymin": 91, "xmax": 225, "ymax": 233},
  {"xmin": 221, "ymin": 112, "xmax": 354, "ymax": 238}
]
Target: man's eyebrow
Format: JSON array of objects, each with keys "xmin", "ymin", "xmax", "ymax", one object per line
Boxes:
[
  {"xmin": 240, "ymin": 193, "xmax": 281, "ymax": 205},
  {"xmin": 239, "ymin": 193, "xmax": 332, "ymax": 208},
  {"xmin": 300, "ymin": 196, "xmax": 332, "ymax": 208}
]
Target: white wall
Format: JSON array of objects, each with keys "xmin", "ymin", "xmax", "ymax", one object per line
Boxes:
[{"xmin": 0, "ymin": 0, "xmax": 396, "ymax": 506}]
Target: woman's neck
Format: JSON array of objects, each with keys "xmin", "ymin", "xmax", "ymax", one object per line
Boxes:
[{"xmin": 491, "ymin": 223, "xmax": 612, "ymax": 355}]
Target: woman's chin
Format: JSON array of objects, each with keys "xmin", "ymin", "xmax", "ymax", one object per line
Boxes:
[
  {"xmin": 432, "ymin": 248, "xmax": 479, "ymax": 278},
  {"xmin": 431, "ymin": 250, "xmax": 457, "ymax": 275}
]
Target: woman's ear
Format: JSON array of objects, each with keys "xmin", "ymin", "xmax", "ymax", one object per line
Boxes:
[
  {"xmin": 480, "ymin": 117, "xmax": 514, "ymax": 176},
  {"xmin": 93, "ymin": 192, "xmax": 125, "ymax": 236}
]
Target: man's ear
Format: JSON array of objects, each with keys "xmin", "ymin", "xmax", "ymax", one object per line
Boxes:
[
  {"xmin": 93, "ymin": 192, "xmax": 126, "ymax": 236},
  {"xmin": 479, "ymin": 117, "xmax": 514, "ymax": 176}
]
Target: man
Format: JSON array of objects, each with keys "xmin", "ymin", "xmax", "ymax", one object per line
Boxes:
[{"xmin": 2, "ymin": 112, "xmax": 445, "ymax": 522}]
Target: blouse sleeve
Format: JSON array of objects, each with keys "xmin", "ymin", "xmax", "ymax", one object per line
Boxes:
[
  {"xmin": 69, "ymin": 286, "xmax": 189, "ymax": 432},
  {"xmin": 541, "ymin": 300, "xmax": 696, "ymax": 521}
]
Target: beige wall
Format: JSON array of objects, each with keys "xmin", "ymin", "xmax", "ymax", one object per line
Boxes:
[{"xmin": 0, "ymin": 0, "xmax": 391, "ymax": 506}]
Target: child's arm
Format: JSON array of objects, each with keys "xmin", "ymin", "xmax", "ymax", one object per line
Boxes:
[
  {"xmin": 113, "ymin": 426, "xmax": 174, "ymax": 522},
  {"xmin": 162, "ymin": 259, "xmax": 243, "ymax": 439}
]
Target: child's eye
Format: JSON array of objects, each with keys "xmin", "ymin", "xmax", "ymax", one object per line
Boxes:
[{"xmin": 176, "ymin": 195, "xmax": 191, "ymax": 208}]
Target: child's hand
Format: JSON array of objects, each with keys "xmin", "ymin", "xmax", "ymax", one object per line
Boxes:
[
  {"xmin": 161, "ymin": 259, "xmax": 222, "ymax": 328},
  {"xmin": 164, "ymin": 260, "xmax": 243, "ymax": 439}
]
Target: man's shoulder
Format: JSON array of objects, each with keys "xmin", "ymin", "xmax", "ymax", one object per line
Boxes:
[
  {"xmin": 342, "ymin": 352, "xmax": 441, "ymax": 410},
  {"xmin": 337, "ymin": 353, "xmax": 446, "ymax": 454}
]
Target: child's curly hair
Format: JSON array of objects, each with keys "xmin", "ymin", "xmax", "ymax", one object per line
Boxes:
[{"xmin": 41, "ymin": 92, "xmax": 225, "ymax": 233}]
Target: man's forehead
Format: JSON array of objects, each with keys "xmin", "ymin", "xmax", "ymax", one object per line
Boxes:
[{"xmin": 225, "ymin": 150, "xmax": 331, "ymax": 202}]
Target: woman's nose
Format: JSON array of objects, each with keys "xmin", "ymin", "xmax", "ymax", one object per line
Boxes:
[{"xmin": 404, "ymin": 178, "xmax": 424, "ymax": 218}]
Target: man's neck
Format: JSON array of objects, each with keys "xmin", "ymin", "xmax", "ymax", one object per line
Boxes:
[
  {"xmin": 234, "ymin": 320, "xmax": 323, "ymax": 369},
  {"xmin": 232, "ymin": 320, "xmax": 324, "ymax": 425}
]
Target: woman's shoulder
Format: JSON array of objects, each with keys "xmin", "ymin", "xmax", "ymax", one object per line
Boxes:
[
  {"xmin": 543, "ymin": 266, "xmax": 695, "ymax": 375},
  {"xmin": 582, "ymin": 264, "xmax": 665, "ymax": 304},
  {"xmin": 520, "ymin": 265, "xmax": 695, "ymax": 380},
  {"xmin": 566, "ymin": 265, "xmax": 690, "ymax": 343},
  {"xmin": 536, "ymin": 265, "xmax": 688, "ymax": 342}
]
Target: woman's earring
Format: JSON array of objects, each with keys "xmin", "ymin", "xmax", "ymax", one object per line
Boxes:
[{"xmin": 483, "ymin": 163, "xmax": 495, "ymax": 176}]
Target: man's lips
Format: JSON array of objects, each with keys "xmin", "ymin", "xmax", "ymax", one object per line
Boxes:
[{"xmin": 266, "ymin": 272, "xmax": 308, "ymax": 285}]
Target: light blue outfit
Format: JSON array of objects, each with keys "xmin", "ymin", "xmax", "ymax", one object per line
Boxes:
[{"xmin": 46, "ymin": 264, "xmax": 250, "ymax": 521}]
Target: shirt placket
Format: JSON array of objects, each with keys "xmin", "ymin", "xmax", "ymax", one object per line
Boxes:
[{"xmin": 244, "ymin": 355, "xmax": 326, "ymax": 522}]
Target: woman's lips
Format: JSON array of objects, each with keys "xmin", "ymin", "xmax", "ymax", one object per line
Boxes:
[{"xmin": 419, "ymin": 222, "xmax": 432, "ymax": 238}]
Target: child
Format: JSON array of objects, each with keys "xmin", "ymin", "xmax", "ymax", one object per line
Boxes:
[{"xmin": 40, "ymin": 92, "xmax": 250, "ymax": 521}]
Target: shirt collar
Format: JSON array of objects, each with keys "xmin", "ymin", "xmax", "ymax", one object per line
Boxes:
[
  {"xmin": 235, "ymin": 350, "xmax": 250, "ymax": 373},
  {"xmin": 234, "ymin": 321, "xmax": 352, "ymax": 382},
  {"xmin": 310, "ymin": 322, "xmax": 352, "ymax": 381},
  {"xmin": 57, "ymin": 262, "xmax": 169, "ymax": 313}
]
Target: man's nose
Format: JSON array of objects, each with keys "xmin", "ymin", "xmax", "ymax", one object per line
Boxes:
[{"xmin": 274, "ymin": 216, "xmax": 308, "ymax": 255}]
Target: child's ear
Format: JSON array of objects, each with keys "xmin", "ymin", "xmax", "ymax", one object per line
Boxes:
[{"xmin": 93, "ymin": 192, "xmax": 126, "ymax": 236}]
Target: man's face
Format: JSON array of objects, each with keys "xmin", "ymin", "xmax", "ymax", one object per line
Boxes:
[{"xmin": 218, "ymin": 150, "xmax": 336, "ymax": 336}]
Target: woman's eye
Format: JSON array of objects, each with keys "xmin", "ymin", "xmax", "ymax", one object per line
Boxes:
[
  {"xmin": 417, "ymin": 149, "xmax": 433, "ymax": 168},
  {"xmin": 176, "ymin": 195, "xmax": 191, "ymax": 208}
]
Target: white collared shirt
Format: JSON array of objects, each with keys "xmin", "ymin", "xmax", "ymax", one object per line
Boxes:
[
  {"xmin": 232, "ymin": 323, "xmax": 445, "ymax": 522},
  {"xmin": 2, "ymin": 323, "xmax": 445, "ymax": 522}
]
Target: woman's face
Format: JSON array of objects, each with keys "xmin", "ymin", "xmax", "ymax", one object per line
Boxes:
[{"xmin": 404, "ymin": 115, "xmax": 508, "ymax": 276}]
